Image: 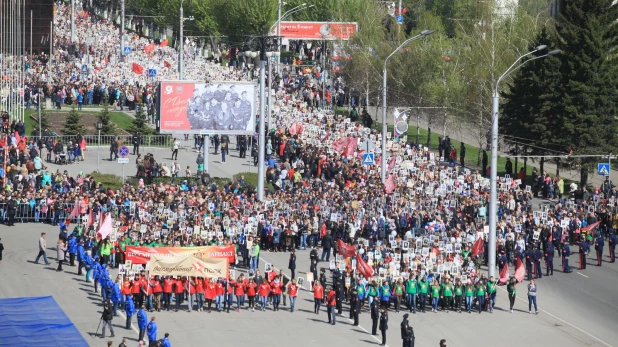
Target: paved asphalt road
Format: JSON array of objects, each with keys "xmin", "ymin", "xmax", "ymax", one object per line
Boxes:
[{"xmin": 1, "ymin": 223, "xmax": 617, "ymax": 347}]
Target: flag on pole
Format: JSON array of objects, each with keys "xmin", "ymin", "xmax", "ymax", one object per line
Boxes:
[
  {"xmin": 65, "ymin": 200, "xmax": 80, "ymax": 227},
  {"xmin": 144, "ymin": 42, "xmax": 155, "ymax": 53},
  {"xmin": 385, "ymin": 175, "xmax": 396, "ymax": 194},
  {"xmin": 164, "ymin": 60, "xmax": 171, "ymax": 68},
  {"xmin": 159, "ymin": 39, "xmax": 168, "ymax": 47},
  {"xmin": 471, "ymin": 237, "xmax": 485, "ymax": 258},
  {"xmin": 97, "ymin": 213, "xmax": 113, "ymax": 239},
  {"xmin": 337, "ymin": 239, "xmax": 357, "ymax": 258},
  {"xmin": 132, "ymin": 63, "xmax": 144, "ymax": 74},
  {"xmin": 355, "ymin": 253, "xmax": 374, "ymax": 278}
]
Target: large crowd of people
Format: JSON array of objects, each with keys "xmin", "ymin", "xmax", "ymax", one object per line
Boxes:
[{"xmin": 2, "ymin": 2, "xmax": 618, "ymax": 347}]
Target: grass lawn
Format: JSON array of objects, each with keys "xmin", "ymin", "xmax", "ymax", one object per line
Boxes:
[{"xmin": 24, "ymin": 109, "xmax": 134, "ymax": 134}]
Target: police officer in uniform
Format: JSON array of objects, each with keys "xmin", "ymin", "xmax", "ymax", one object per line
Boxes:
[
  {"xmin": 525, "ymin": 247, "xmax": 535, "ymax": 280},
  {"xmin": 534, "ymin": 246, "xmax": 543, "ymax": 279},
  {"xmin": 595, "ymin": 233, "xmax": 605, "ymax": 266},
  {"xmin": 370, "ymin": 300, "xmax": 379, "ymax": 335},
  {"xmin": 400, "ymin": 313, "xmax": 411, "ymax": 347},
  {"xmin": 544, "ymin": 242, "xmax": 554, "ymax": 276},
  {"xmin": 562, "ymin": 242, "xmax": 572, "ymax": 273},
  {"xmin": 239, "ymin": 136, "xmax": 247, "ymax": 158},
  {"xmin": 609, "ymin": 231, "xmax": 617, "ymax": 263},
  {"xmin": 350, "ymin": 289, "xmax": 360, "ymax": 326},
  {"xmin": 579, "ymin": 236, "xmax": 589, "ymax": 270}
]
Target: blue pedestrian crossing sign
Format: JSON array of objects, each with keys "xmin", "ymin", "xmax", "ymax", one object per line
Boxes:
[
  {"xmin": 363, "ymin": 153, "xmax": 375, "ymax": 165},
  {"xmin": 123, "ymin": 46, "xmax": 131, "ymax": 55},
  {"xmin": 148, "ymin": 69, "xmax": 157, "ymax": 78},
  {"xmin": 598, "ymin": 163, "xmax": 610, "ymax": 176},
  {"xmin": 81, "ymin": 64, "xmax": 88, "ymax": 73}
]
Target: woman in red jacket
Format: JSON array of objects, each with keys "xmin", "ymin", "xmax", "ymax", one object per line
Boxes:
[
  {"xmin": 152, "ymin": 276, "xmax": 163, "ymax": 312},
  {"xmin": 288, "ymin": 278, "xmax": 299, "ymax": 312},
  {"xmin": 196, "ymin": 278, "xmax": 205, "ymax": 312},
  {"xmin": 234, "ymin": 275, "xmax": 246, "ymax": 312},
  {"xmin": 204, "ymin": 278, "xmax": 216, "ymax": 313},
  {"xmin": 187, "ymin": 277, "xmax": 197, "ymax": 312},
  {"xmin": 246, "ymin": 278, "xmax": 257, "ymax": 312},
  {"xmin": 270, "ymin": 275, "xmax": 283, "ymax": 311},
  {"xmin": 258, "ymin": 280, "xmax": 271, "ymax": 311},
  {"xmin": 313, "ymin": 280, "xmax": 324, "ymax": 314},
  {"xmin": 173, "ymin": 277, "xmax": 184, "ymax": 312},
  {"xmin": 215, "ymin": 279, "xmax": 225, "ymax": 312},
  {"xmin": 162, "ymin": 276, "xmax": 174, "ymax": 311}
]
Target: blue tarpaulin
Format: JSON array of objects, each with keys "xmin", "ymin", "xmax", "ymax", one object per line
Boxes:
[{"xmin": 0, "ymin": 296, "xmax": 88, "ymax": 347}]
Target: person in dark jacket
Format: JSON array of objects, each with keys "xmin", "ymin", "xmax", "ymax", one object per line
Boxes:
[
  {"xmin": 110, "ymin": 138, "xmax": 119, "ymax": 161},
  {"xmin": 370, "ymin": 300, "xmax": 379, "ymax": 335},
  {"xmin": 595, "ymin": 234, "xmax": 605, "ymax": 266},
  {"xmin": 288, "ymin": 250, "xmax": 296, "ymax": 280},
  {"xmin": 132, "ymin": 132, "xmax": 141, "ymax": 155},
  {"xmin": 320, "ymin": 232, "xmax": 333, "ymax": 262},
  {"xmin": 100, "ymin": 299, "xmax": 115, "ymax": 338},
  {"xmin": 379, "ymin": 308, "xmax": 388, "ymax": 346}
]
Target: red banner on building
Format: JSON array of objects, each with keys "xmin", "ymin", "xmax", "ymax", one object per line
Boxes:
[
  {"xmin": 125, "ymin": 245, "xmax": 235, "ymax": 265},
  {"xmin": 272, "ymin": 21, "xmax": 358, "ymax": 40}
]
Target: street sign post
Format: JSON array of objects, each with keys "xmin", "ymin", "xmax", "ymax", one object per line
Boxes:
[
  {"xmin": 598, "ymin": 163, "xmax": 610, "ymax": 176},
  {"xmin": 118, "ymin": 146, "xmax": 130, "ymax": 183},
  {"xmin": 363, "ymin": 153, "xmax": 375, "ymax": 165}
]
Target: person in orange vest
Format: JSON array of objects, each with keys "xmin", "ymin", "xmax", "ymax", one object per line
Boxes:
[
  {"xmin": 313, "ymin": 280, "xmax": 324, "ymax": 314},
  {"xmin": 326, "ymin": 286, "xmax": 337, "ymax": 325}
]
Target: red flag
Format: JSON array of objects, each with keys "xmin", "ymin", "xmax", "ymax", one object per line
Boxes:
[
  {"xmin": 387, "ymin": 156, "xmax": 397, "ymax": 171},
  {"xmin": 289, "ymin": 123, "xmax": 303, "ymax": 135},
  {"xmin": 471, "ymin": 237, "xmax": 485, "ymax": 258},
  {"xmin": 355, "ymin": 253, "xmax": 374, "ymax": 278},
  {"xmin": 97, "ymin": 213, "xmax": 113, "ymax": 240},
  {"xmin": 384, "ymin": 175, "xmax": 396, "ymax": 194},
  {"xmin": 164, "ymin": 60, "xmax": 171, "ymax": 68},
  {"xmin": 498, "ymin": 263, "xmax": 510, "ymax": 285},
  {"xmin": 356, "ymin": 150, "xmax": 366, "ymax": 161},
  {"xmin": 514, "ymin": 257, "xmax": 525, "ymax": 283},
  {"xmin": 337, "ymin": 239, "xmax": 357, "ymax": 258},
  {"xmin": 160, "ymin": 39, "xmax": 168, "ymax": 47},
  {"xmin": 87, "ymin": 208, "xmax": 95, "ymax": 228},
  {"xmin": 144, "ymin": 43, "xmax": 155, "ymax": 53},
  {"xmin": 332, "ymin": 137, "xmax": 354, "ymax": 155},
  {"xmin": 65, "ymin": 200, "xmax": 80, "ymax": 227},
  {"xmin": 582, "ymin": 221, "xmax": 600, "ymax": 231},
  {"xmin": 132, "ymin": 63, "xmax": 144, "ymax": 75}
]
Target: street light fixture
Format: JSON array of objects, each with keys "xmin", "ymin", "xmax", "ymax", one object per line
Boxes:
[
  {"xmin": 381, "ymin": 29, "xmax": 434, "ymax": 183},
  {"xmin": 487, "ymin": 45, "xmax": 560, "ymax": 278},
  {"xmin": 96, "ymin": 120, "xmax": 103, "ymax": 172}
]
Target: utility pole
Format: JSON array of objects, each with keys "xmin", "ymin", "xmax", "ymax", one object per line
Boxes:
[
  {"xmin": 179, "ymin": 1, "xmax": 184, "ymax": 80},
  {"xmin": 71, "ymin": 0, "xmax": 75, "ymax": 42},
  {"xmin": 120, "ymin": 0, "xmax": 125, "ymax": 62}
]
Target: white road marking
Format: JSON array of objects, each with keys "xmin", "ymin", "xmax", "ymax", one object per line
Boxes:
[
  {"xmin": 497, "ymin": 286, "xmax": 613, "ymax": 347},
  {"xmin": 576, "ymin": 272, "xmax": 589, "ymax": 278},
  {"xmin": 261, "ymin": 256, "xmax": 388, "ymax": 347}
]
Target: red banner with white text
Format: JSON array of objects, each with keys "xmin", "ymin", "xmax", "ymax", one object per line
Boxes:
[{"xmin": 125, "ymin": 246, "xmax": 236, "ymax": 265}]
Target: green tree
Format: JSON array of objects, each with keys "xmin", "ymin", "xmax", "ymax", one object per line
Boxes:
[
  {"xmin": 552, "ymin": 0, "xmax": 618, "ymax": 187},
  {"xmin": 63, "ymin": 106, "xmax": 86, "ymax": 135},
  {"xmin": 129, "ymin": 104, "xmax": 151, "ymax": 135},
  {"xmin": 97, "ymin": 103, "xmax": 117, "ymax": 136},
  {"xmin": 500, "ymin": 26, "xmax": 564, "ymax": 175}
]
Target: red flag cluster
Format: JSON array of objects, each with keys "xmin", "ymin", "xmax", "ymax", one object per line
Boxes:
[
  {"xmin": 337, "ymin": 239, "xmax": 357, "ymax": 258},
  {"xmin": 332, "ymin": 137, "xmax": 358, "ymax": 156},
  {"xmin": 355, "ymin": 253, "xmax": 374, "ymax": 278}
]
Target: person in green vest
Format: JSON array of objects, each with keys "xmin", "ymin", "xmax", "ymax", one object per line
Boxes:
[
  {"xmin": 367, "ymin": 281, "xmax": 379, "ymax": 307},
  {"xmin": 100, "ymin": 239, "xmax": 113, "ymax": 265},
  {"xmin": 440, "ymin": 278, "xmax": 454, "ymax": 312},
  {"xmin": 507, "ymin": 277, "xmax": 517, "ymax": 313},
  {"xmin": 475, "ymin": 281, "xmax": 486, "ymax": 314},
  {"xmin": 118, "ymin": 236, "xmax": 127, "ymax": 265},
  {"xmin": 418, "ymin": 277, "xmax": 429, "ymax": 313},
  {"xmin": 430, "ymin": 280, "xmax": 441, "ymax": 312},
  {"xmin": 454, "ymin": 278, "xmax": 463, "ymax": 313},
  {"xmin": 405, "ymin": 276, "xmax": 418, "ymax": 313},
  {"xmin": 356, "ymin": 280, "xmax": 366, "ymax": 303},
  {"xmin": 465, "ymin": 283, "xmax": 475, "ymax": 313},
  {"xmin": 392, "ymin": 279, "xmax": 404, "ymax": 312},
  {"xmin": 486, "ymin": 275, "xmax": 497, "ymax": 313},
  {"xmin": 461, "ymin": 246, "xmax": 470, "ymax": 263}
]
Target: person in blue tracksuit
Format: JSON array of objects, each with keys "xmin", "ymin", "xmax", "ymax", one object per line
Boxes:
[
  {"xmin": 146, "ymin": 317, "xmax": 158, "ymax": 346},
  {"xmin": 68, "ymin": 235, "xmax": 77, "ymax": 266},
  {"xmin": 76, "ymin": 241, "xmax": 86, "ymax": 275},
  {"xmin": 162, "ymin": 333, "xmax": 172, "ymax": 347},
  {"xmin": 125, "ymin": 294, "xmax": 136, "ymax": 330},
  {"xmin": 92, "ymin": 257, "xmax": 101, "ymax": 292},
  {"xmin": 595, "ymin": 234, "xmax": 605, "ymax": 266},
  {"xmin": 111, "ymin": 279, "xmax": 122, "ymax": 316},
  {"xmin": 137, "ymin": 305, "xmax": 148, "ymax": 342}
]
